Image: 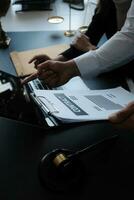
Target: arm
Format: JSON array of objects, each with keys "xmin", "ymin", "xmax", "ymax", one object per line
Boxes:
[
  {"xmin": 74, "ymin": 0, "xmax": 134, "ymax": 79},
  {"xmin": 22, "ymin": 1, "xmax": 134, "ymax": 88},
  {"xmin": 22, "ymin": 59, "xmax": 80, "ymax": 87},
  {"xmin": 28, "ymin": 0, "xmax": 116, "ymax": 65},
  {"xmin": 61, "ymin": 0, "xmax": 117, "ymax": 60}
]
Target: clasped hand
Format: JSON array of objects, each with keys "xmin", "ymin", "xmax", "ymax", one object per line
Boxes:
[{"xmin": 71, "ymin": 33, "xmax": 96, "ymax": 52}]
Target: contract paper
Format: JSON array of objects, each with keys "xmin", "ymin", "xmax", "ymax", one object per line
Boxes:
[{"xmin": 33, "ymin": 87, "xmax": 134, "ymax": 123}]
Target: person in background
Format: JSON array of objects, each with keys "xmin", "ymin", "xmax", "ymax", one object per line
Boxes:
[
  {"xmin": 27, "ymin": 0, "xmax": 117, "ymax": 64},
  {"xmin": 23, "ymin": 0, "xmax": 119, "ymax": 84},
  {"xmin": 0, "ymin": 0, "xmax": 11, "ymax": 48},
  {"xmin": 23, "ymin": 0, "xmax": 134, "ymax": 130}
]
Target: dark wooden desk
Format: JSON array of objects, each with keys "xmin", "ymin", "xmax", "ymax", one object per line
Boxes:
[
  {"xmin": 0, "ymin": 31, "xmax": 134, "ymax": 199},
  {"xmin": 0, "ymin": 116, "xmax": 134, "ymax": 199}
]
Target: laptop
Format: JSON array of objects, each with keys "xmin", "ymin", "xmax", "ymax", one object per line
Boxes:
[{"xmin": 27, "ymin": 76, "xmax": 90, "ymax": 91}]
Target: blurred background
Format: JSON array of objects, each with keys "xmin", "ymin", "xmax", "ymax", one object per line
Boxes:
[{"xmin": 1, "ymin": 0, "xmax": 97, "ymax": 32}]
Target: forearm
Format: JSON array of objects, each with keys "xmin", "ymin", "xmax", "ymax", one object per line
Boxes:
[
  {"xmin": 60, "ymin": 0, "xmax": 116, "ymax": 60},
  {"xmin": 85, "ymin": 0, "xmax": 116, "ymax": 45},
  {"xmin": 74, "ymin": 30, "xmax": 134, "ymax": 79},
  {"xmin": 74, "ymin": 0, "xmax": 134, "ymax": 79},
  {"xmin": 65, "ymin": 59, "xmax": 81, "ymax": 78},
  {"xmin": 53, "ymin": 55, "xmax": 68, "ymax": 62}
]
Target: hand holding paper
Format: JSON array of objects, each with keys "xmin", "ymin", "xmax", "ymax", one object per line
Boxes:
[
  {"xmin": 33, "ymin": 87, "xmax": 134, "ymax": 123},
  {"xmin": 109, "ymin": 101, "xmax": 134, "ymax": 130}
]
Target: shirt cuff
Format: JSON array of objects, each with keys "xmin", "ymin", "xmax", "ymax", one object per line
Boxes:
[{"xmin": 73, "ymin": 50, "xmax": 100, "ymax": 80}]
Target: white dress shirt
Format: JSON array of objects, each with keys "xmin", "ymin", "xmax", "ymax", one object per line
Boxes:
[{"xmin": 74, "ymin": 0, "xmax": 134, "ymax": 80}]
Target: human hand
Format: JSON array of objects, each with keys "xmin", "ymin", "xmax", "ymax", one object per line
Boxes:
[
  {"xmin": 109, "ymin": 101, "xmax": 134, "ymax": 130},
  {"xmin": 71, "ymin": 33, "xmax": 96, "ymax": 52},
  {"xmin": 29, "ymin": 54, "xmax": 51, "ymax": 68},
  {"xmin": 22, "ymin": 60, "xmax": 80, "ymax": 87}
]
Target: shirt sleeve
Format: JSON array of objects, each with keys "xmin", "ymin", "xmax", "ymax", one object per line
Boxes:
[{"xmin": 74, "ymin": 0, "xmax": 134, "ymax": 80}]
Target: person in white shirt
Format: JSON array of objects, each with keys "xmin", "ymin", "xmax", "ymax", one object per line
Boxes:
[{"xmin": 23, "ymin": 0, "xmax": 134, "ymax": 130}]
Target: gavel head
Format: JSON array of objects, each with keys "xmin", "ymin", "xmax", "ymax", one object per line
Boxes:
[
  {"xmin": 0, "ymin": 0, "xmax": 10, "ymax": 17},
  {"xmin": 38, "ymin": 149, "xmax": 86, "ymax": 192}
]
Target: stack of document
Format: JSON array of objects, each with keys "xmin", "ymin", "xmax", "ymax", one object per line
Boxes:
[{"xmin": 32, "ymin": 87, "xmax": 134, "ymax": 123}]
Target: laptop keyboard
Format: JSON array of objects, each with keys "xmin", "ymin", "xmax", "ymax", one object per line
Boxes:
[
  {"xmin": 29, "ymin": 78, "xmax": 49, "ymax": 91},
  {"xmin": 32, "ymin": 79, "xmax": 44, "ymax": 89},
  {"xmin": 28, "ymin": 76, "xmax": 90, "ymax": 91}
]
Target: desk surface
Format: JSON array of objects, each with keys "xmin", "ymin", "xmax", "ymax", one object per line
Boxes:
[
  {"xmin": 0, "ymin": 116, "xmax": 134, "ymax": 199},
  {"xmin": 0, "ymin": 31, "xmax": 73, "ymax": 75},
  {"xmin": 0, "ymin": 31, "xmax": 134, "ymax": 199}
]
